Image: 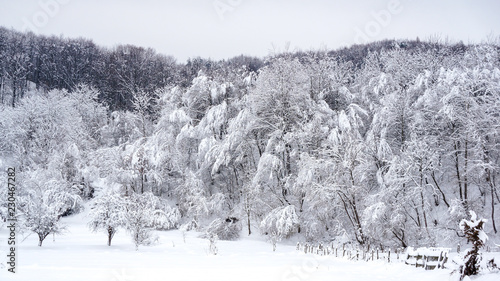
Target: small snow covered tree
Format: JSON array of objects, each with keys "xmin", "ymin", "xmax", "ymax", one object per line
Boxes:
[
  {"xmin": 19, "ymin": 171, "xmax": 81, "ymax": 246},
  {"xmin": 207, "ymin": 232, "xmax": 218, "ymax": 255},
  {"xmin": 125, "ymin": 193, "xmax": 155, "ymax": 250},
  {"xmin": 88, "ymin": 191, "xmax": 126, "ymax": 246},
  {"xmin": 459, "ymin": 211, "xmax": 488, "ymax": 279},
  {"xmin": 22, "ymin": 205, "xmax": 64, "ymax": 247},
  {"xmin": 124, "ymin": 192, "xmax": 179, "ymax": 250},
  {"xmin": 176, "ymin": 171, "xmax": 209, "ymax": 222}
]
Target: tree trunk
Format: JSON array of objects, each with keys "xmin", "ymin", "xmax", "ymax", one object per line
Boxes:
[
  {"xmin": 492, "ymin": 183, "xmax": 497, "ymax": 234},
  {"xmin": 135, "ymin": 232, "xmax": 139, "ymax": 251},
  {"xmin": 431, "ymin": 172, "xmax": 450, "ymax": 208},
  {"xmin": 246, "ymin": 205, "xmax": 251, "ymax": 235},
  {"xmin": 38, "ymin": 232, "xmax": 49, "ymax": 247},
  {"xmin": 141, "ymin": 173, "xmax": 144, "ymax": 194},
  {"xmin": 454, "ymin": 141, "xmax": 464, "ymax": 202},
  {"xmin": 464, "ymin": 137, "xmax": 468, "ymax": 207},
  {"xmin": 11, "ymin": 83, "xmax": 16, "ymax": 107},
  {"xmin": 392, "ymin": 230, "xmax": 407, "ymax": 248},
  {"xmin": 0, "ymin": 76, "xmax": 4, "ymax": 104},
  {"xmin": 108, "ymin": 227, "xmax": 115, "ymax": 246},
  {"xmin": 486, "ymin": 169, "xmax": 498, "ymax": 234},
  {"xmin": 419, "ymin": 161, "xmax": 428, "ymax": 229},
  {"xmin": 483, "ymin": 146, "xmax": 497, "ymax": 234}
]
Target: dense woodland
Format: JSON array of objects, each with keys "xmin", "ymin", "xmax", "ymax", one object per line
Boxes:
[{"xmin": 0, "ymin": 27, "xmax": 499, "ymax": 249}]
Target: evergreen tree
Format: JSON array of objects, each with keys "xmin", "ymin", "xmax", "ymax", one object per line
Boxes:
[{"xmin": 459, "ymin": 211, "xmax": 488, "ymax": 279}]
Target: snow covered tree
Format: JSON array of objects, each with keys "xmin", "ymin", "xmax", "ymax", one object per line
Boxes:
[
  {"xmin": 318, "ymin": 106, "xmax": 370, "ymax": 245},
  {"xmin": 459, "ymin": 211, "xmax": 488, "ymax": 279},
  {"xmin": 88, "ymin": 191, "xmax": 126, "ymax": 246},
  {"xmin": 3, "ymin": 32, "xmax": 30, "ymax": 107},
  {"xmin": 18, "ymin": 170, "xmax": 81, "ymax": 246},
  {"xmin": 131, "ymin": 90, "xmax": 154, "ymax": 138},
  {"xmin": 304, "ymin": 53, "xmax": 354, "ymax": 109},
  {"xmin": 124, "ymin": 192, "xmax": 157, "ymax": 250},
  {"xmin": 175, "ymin": 170, "xmax": 226, "ymax": 225},
  {"xmin": 123, "ymin": 192, "xmax": 179, "ymax": 249},
  {"xmin": 151, "ymin": 86, "xmax": 191, "ymax": 181},
  {"xmin": 100, "ymin": 110, "xmax": 143, "ymax": 147},
  {"xmin": 249, "ymin": 57, "xmax": 314, "ymax": 234},
  {"xmin": 204, "ymin": 106, "xmax": 260, "ymax": 234},
  {"xmin": 176, "ymin": 171, "xmax": 209, "ymax": 222},
  {"xmin": 67, "ymin": 84, "xmax": 108, "ymax": 147},
  {"xmin": 183, "ymin": 74, "xmax": 212, "ymax": 124},
  {"xmin": 0, "ymin": 87, "xmax": 106, "ymax": 174}
]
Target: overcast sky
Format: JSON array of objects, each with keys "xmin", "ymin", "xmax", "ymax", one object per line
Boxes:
[{"xmin": 0, "ymin": 0, "xmax": 499, "ymax": 62}]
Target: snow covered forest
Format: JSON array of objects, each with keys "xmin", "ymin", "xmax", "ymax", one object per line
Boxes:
[{"xmin": 1, "ymin": 27, "xmax": 500, "ymax": 250}]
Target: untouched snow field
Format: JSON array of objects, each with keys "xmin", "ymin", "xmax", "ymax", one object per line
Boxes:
[{"xmin": 1, "ymin": 210, "xmax": 499, "ymax": 281}]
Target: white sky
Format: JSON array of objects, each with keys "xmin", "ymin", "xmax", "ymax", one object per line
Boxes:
[{"xmin": 0, "ymin": 0, "xmax": 499, "ymax": 62}]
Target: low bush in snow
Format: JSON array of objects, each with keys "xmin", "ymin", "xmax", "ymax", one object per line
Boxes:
[
  {"xmin": 260, "ymin": 205, "xmax": 299, "ymax": 239},
  {"xmin": 180, "ymin": 219, "xmax": 199, "ymax": 232},
  {"xmin": 150, "ymin": 207, "xmax": 181, "ymax": 230},
  {"xmin": 204, "ymin": 217, "xmax": 242, "ymax": 241}
]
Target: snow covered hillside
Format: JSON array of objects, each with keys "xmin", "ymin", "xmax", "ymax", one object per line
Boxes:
[{"xmin": 1, "ymin": 31, "xmax": 500, "ymax": 281}]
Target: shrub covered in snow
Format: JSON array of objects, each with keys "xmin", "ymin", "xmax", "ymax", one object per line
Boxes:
[
  {"xmin": 260, "ymin": 205, "xmax": 299, "ymax": 239},
  {"xmin": 205, "ymin": 217, "xmax": 242, "ymax": 241},
  {"xmin": 180, "ymin": 219, "xmax": 199, "ymax": 232},
  {"xmin": 150, "ymin": 206, "xmax": 181, "ymax": 230}
]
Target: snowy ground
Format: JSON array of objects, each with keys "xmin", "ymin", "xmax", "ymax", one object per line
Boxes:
[{"xmin": 1, "ymin": 210, "xmax": 499, "ymax": 281}]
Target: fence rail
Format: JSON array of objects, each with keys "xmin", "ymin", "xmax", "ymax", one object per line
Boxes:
[{"xmin": 405, "ymin": 247, "xmax": 450, "ymax": 270}]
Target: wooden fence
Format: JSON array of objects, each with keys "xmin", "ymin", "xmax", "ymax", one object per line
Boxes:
[
  {"xmin": 405, "ymin": 247, "xmax": 450, "ymax": 270},
  {"xmin": 295, "ymin": 242, "xmax": 404, "ymax": 263},
  {"xmin": 295, "ymin": 242, "xmax": 450, "ymax": 270}
]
